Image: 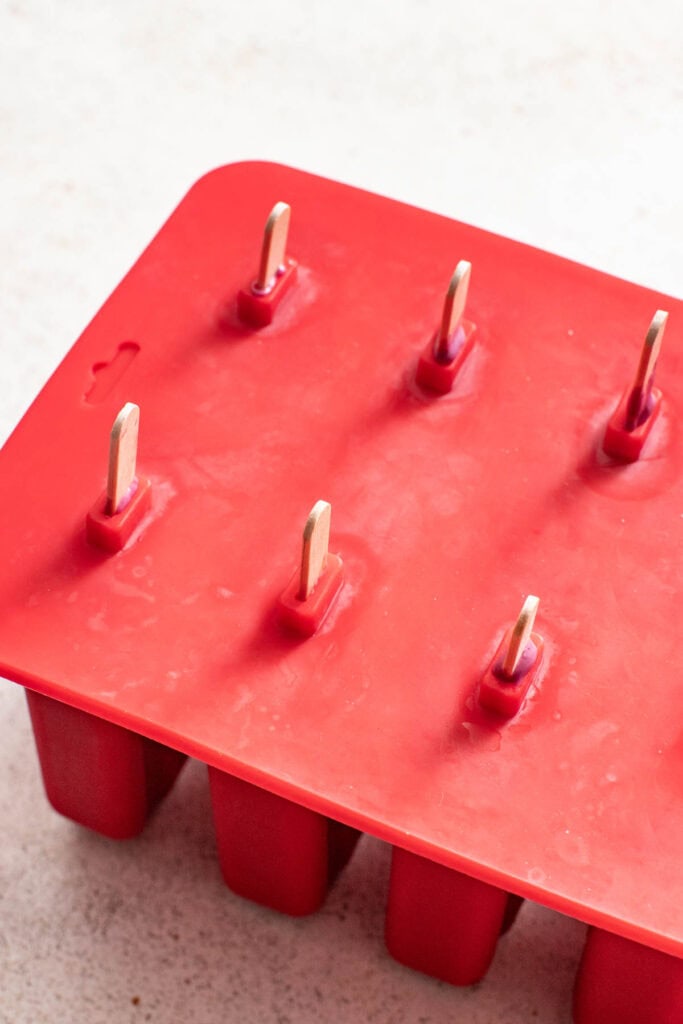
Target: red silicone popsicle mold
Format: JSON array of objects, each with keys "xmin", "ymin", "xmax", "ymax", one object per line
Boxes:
[{"xmin": 1, "ymin": 162, "xmax": 682, "ymax": 1023}]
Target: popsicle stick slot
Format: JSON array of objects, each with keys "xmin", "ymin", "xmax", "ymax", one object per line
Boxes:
[
  {"xmin": 478, "ymin": 594, "xmax": 544, "ymax": 718},
  {"xmin": 416, "ymin": 260, "xmax": 476, "ymax": 393},
  {"xmin": 603, "ymin": 310, "xmax": 669, "ymax": 462},
  {"xmin": 237, "ymin": 201, "xmax": 298, "ymax": 327},
  {"xmin": 86, "ymin": 402, "xmax": 152, "ymax": 552},
  {"xmin": 278, "ymin": 500, "xmax": 344, "ymax": 637}
]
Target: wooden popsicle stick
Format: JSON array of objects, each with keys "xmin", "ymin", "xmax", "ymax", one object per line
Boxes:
[
  {"xmin": 501, "ymin": 595, "xmax": 540, "ymax": 677},
  {"xmin": 434, "ymin": 260, "xmax": 471, "ymax": 362},
  {"xmin": 626, "ymin": 310, "xmax": 668, "ymax": 429},
  {"xmin": 254, "ymin": 201, "xmax": 291, "ymax": 294},
  {"xmin": 298, "ymin": 500, "xmax": 332, "ymax": 601},
  {"xmin": 106, "ymin": 402, "xmax": 140, "ymax": 516}
]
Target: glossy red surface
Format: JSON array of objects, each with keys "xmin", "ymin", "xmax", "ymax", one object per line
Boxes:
[{"xmin": 0, "ymin": 162, "xmax": 681, "ymax": 959}]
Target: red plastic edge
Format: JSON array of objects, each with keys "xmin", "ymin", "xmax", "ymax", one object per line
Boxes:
[
  {"xmin": 237, "ymin": 259, "xmax": 298, "ymax": 327},
  {"xmin": 85, "ymin": 475, "xmax": 152, "ymax": 553},
  {"xmin": 602, "ymin": 387, "xmax": 662, "ymax": 462},
  {"xmin": 415, "ymin": 319, "xmax": 476, "ymax": 394},
  {"xmin": 478, "ymin": 630, "xmax": 544, "ymax": 718},
  {"xmin": 277, "ymin": 553, "xmax": 344, "ymax": 637}
]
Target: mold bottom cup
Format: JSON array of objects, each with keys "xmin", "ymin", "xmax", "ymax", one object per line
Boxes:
[{"xmin": 26, "ymin": 690, "xmax": 186, "ymax": 839}]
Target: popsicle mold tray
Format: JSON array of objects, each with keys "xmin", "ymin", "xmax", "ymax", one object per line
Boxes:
[{"xmin": 1, "ymin": 162, "xmax": 681, "ymax": 1023}]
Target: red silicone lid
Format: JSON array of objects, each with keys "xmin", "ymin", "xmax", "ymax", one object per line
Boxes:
[{"xmin": 0, "ymin": 161, "xmax": 681, "ymax": 957}]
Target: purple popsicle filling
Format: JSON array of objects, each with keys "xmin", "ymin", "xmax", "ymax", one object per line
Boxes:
[
  {"xmin": 434, "ymin": 324, "xmax": 466, "ymax": 365},
  {"xmin": 493, "ymin": 639, "xmax": 538, "ymax": 684}
]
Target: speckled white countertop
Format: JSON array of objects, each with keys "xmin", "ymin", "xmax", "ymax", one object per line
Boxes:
[{"xmin": 0, "ymin": 2, "xmax": 681, "ymax": 1022}]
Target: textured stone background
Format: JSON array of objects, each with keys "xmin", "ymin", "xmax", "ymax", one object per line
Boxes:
[{"xmin": 0, "ymin": 2, "xmax": 680, "ymax": 1021}]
